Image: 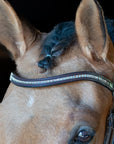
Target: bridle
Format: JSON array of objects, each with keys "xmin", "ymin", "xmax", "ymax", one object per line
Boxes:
[
  {"xmin": 10, "ymin": 71, "xmax": 114, "ymax": 144},
  {"xmin": 104, "ymin": 109, "xmax": 114, "ymax": 144}
]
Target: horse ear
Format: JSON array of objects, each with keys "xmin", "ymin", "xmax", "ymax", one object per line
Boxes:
[
  {"xmin": 0, "ymin": 0, "xmax": 26, "ymax": 59},
  {"xmin": 75, "ymin": 0, "xmax": 109, "ymax": 61}
]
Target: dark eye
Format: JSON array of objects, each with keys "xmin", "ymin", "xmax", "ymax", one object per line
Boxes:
[
  {"xmin": 68, "ymin": 126, "xmax": 95, "ymax": 144},
  {"xmin": 74, "ymin": 129, "xmax": 94, "ymax": 143}
]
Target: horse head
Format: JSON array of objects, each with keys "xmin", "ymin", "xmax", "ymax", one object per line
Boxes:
[{"xmin": 0, "ymin": 0, "xmax": 114, "ymax": 143}]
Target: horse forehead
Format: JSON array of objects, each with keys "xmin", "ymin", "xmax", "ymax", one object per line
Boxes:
[
  {"xmin": 21, "ymin": 82, "xmax": 106, "ymax": 135},
  {"xmin": 31, "ymin": 81, "xmax": 110, "ymax": 114},
  {"xmin": 69, "ymin": 81, "xmax": 112, "ymax": 110}
]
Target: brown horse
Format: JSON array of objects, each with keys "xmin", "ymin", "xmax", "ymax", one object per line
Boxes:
[{"xmin": 0, "ymin": 0, "xmax": 114, "ymax": 143}]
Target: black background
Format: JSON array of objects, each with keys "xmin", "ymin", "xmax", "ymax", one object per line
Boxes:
[
  {"xmin": 8, "ymin": 0, "xmax": 114, "ymax": 32},
  {"xmin": 0, "ymin": 0, "xmax": 113, "ymax": 101}
]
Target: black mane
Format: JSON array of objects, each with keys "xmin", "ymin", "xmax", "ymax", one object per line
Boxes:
[
  {"xmin": 105, "ymin": 18, "xmax": 114, "ymax": 43},
  {"xmin": 38, "ymin": 19, "xmax": 114, "ymax": 69},
  {"xmin": 41, "ymin": 21, "xmax": 76, "ymax": 57},
  {"xmin": 38, "ymin": 21, "xmax": 76, "ymax": 69}
]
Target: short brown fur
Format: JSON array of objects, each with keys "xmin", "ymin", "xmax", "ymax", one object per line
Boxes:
[{"xmin": 0, "ymin": 0, "xmax": 114, "ymax": 143}]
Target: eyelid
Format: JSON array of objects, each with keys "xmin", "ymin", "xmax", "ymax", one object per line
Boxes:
[
  {"xmin": 68, "ymin": 125, "xmax": 95, "ymax": 144},
  {"xmin": 77, "ymin": 126, "xmax": 95, "ymax": 135}
]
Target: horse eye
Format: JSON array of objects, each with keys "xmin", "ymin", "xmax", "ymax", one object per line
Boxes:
[
  {"xmin": 68, "ymin": 127, "xmax": 95, "ymax": 144},
  {"xmin": 76, "ymin": 129, "xmax": 94, "ymax": 143}
]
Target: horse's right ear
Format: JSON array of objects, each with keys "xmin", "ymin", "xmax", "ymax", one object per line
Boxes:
[
  {"xmin": 0, "ymin": 0, "xmax": 26, "ymax": 59},
  {"xmin": 75, "ymin": 0, "xmax": 109, "ymax": 61}
]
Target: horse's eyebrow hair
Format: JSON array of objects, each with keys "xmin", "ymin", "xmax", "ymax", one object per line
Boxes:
[
  {"xmin": 80, "ymin": 104, "xmax": 100, "ymax": 116},
  {"xmin": 68, "ymin": 111, "xmax": 100, "ymax": 134},
  {"xmin": 68, "ymin": 94, "xmax": 100, "ymax": 119}
]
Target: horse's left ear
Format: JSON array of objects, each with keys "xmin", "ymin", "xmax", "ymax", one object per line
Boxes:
[
  {"xmin": 0, "ymin": 0, "xmax": 26, "ymax": 59},
  {"xmin": 75, "ymin": 0, "xmax": 109, "ymax": 61}
]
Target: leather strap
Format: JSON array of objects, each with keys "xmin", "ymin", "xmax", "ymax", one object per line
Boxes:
[
  {"xmin": 10, "ymin": 71, "xmax": 114, "ymax": 92},
  {"xmin": 104, "ymin": 109, "xmax": 114, "ymax": 144}
]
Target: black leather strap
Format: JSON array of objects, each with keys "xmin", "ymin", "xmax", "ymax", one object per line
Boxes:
[
  {"xmin": 10, "ymin": 71, "xmax": 114, "ymax": 92},
  {"xmin": 104, "ymin": 109, "xmax": 114, "ymax": 144}
]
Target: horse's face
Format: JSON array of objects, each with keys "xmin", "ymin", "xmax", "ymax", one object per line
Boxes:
[{"xmin": 0, "ymin": 0, "xmax": 114, "ymax": 144}]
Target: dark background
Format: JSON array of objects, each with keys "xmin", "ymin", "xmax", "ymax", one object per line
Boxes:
[
  {"xmin": 8, "ymin": 0, "xmax": 114, "ymax": 32},
  {"xmin": 0, "ymin": 0, "xmax": 113, "ymax": 101}
]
